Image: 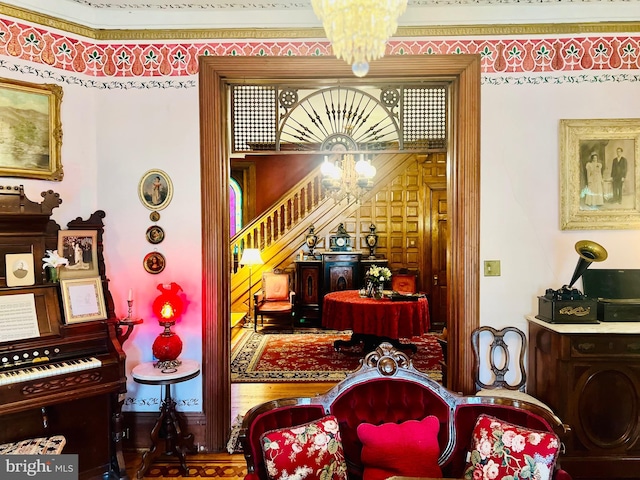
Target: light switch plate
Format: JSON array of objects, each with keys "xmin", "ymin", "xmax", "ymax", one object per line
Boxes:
[{"xmin": 484, "ymin": 260, "xmax": 501, "ymax": 276}]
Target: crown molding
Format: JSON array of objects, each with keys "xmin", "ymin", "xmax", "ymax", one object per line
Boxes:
[{"xmin": 1, "ymin": 2, "xmax": 639, "ymax": 41}]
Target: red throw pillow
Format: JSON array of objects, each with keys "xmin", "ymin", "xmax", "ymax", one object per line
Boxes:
[
  {"xmin": 357, "ymin": 416, "xmax": 442, "ymax": 480},
  {"xmin": 261, "ymin": 415, "xmax": 348, "ymax": 480},
  {"xmin": 464, "ymin": 414, "xmax": 561, "ymax": 480}
]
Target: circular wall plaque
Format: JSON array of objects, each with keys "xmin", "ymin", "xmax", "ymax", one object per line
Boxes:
[
  {"xmin": 149, "ymin": 211, "xmax": 161, "ymax": 222},
  {"xmin": 143, "ymin": 251, "xmax": 166, "ymax": 274},
  {"xmin": 146, "ymin": 225, "xmax": 165, "ymax": 245}
]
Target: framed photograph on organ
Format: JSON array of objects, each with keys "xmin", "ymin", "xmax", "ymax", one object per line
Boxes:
[
  {"xmin": 60, "ymin": 277, "xmax": 107, "ymax": 324},
  {"xmin": 560, "ymin": 118, "xmax": 640, "ymax": 230},
  {"xmin": 57, "ymin": 230, "xmax": 99, "ymax": 279},
  {"xmin": 5, "ymin": 253, "xmax": 35, "ymax": 287},
  {"xmin": 0, "ymin": 77, "xmax": 63, "ymax": 181}
]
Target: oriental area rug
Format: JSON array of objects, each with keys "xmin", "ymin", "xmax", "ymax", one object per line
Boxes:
[{"xmin": 230, "ymin": 330, "xmax": 443, "ymax": 383}]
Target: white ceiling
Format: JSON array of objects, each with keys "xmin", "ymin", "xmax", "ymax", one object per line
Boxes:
[{"xmin": 2, "ymin": 0, "xmax": 639, "ymax": 30}]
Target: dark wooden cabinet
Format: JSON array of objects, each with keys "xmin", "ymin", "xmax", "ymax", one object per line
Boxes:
[
  {"xmin": 294, "ymin": 260, "xmax": 322, "ymax": 326},
  {"xmin": 527, "ymin": 317, "xmax": 640, "ymax": 478},
  {"xmin": 294, "ymin": 253, "xmax": 388, "ymax": 327},
  {"xmin": 323, "ymin": 253, "xmax": 362, "ymax": 293}
]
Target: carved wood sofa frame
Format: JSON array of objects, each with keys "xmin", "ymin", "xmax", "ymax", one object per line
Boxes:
[{"xmin": 239, "ymin": 342, "xmax": 572, "ymax": 480}]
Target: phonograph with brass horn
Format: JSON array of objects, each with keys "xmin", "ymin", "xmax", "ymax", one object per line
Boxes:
[{"xmin": 536, "ymin": 240, "xmax": 607, "ymax": 324}]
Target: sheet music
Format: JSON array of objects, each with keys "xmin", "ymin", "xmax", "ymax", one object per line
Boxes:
[{"xmin": 0, "ymin": 293, "xmax": 40, "ymax": 342}]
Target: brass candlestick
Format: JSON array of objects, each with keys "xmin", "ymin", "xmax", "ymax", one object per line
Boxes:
[{"xmin": 117, "ymin": 299, "xmax": 143, "ymax": 346}]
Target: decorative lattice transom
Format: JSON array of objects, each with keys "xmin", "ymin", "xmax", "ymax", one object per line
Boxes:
[
  {"xmin": 231, "ymin": 85, "xmax": 277, "ymax": 152},
  {"xmin": 230, "ymin": 83, "xmax": 447, "ymax": 153}
]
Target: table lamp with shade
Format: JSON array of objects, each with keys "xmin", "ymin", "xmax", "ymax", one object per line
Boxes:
[
  {"xmin": 239, "ymin": 248, "xmax": 264, "ymax": 327},
  {"xmin": 151, "ymin": 282, "xmax": 185, "ymax": 371}
]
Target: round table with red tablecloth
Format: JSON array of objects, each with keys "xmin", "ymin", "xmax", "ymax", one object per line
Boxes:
[{"xmin": 322, "ymin": 290, "xmax": 430, "ymax": 353}]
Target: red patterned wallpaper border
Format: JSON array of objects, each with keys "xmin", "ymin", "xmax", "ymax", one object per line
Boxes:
[{"xmin": 1, "ymin": 17, "xmax": 639, "ymax": 77}]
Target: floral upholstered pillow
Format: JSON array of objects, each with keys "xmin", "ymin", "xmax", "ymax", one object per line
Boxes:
[
  {"xmin": 261, "ymin": 415, "xmax": 348, "ymax": 480},
  {"xmin": 464, "ymin": 414, "xmax": 561, "ymax": 480}
]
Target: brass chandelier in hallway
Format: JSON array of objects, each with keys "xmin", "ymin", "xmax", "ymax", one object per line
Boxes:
[{"xmin": 321, "ymin": 152, "xmax": 376, "ymax": 203}]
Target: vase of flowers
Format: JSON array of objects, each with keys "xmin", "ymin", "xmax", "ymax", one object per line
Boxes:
[
  {"xmin": 364, "ymin": 265, "xmax": 391, "ymax": 299},
  {"xmin": 42, "ymin": 250, "xmax": 69, "ymax": 283}
]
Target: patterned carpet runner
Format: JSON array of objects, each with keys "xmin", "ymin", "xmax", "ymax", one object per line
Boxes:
[{"xmin": 230, "ymin": 330, "xmax": 443, "ymax": 383}]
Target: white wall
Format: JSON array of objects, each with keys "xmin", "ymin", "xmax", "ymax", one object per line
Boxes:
[
  {"xmin": 94, "ymin": 82, "xmax": 203, "ymax": 410},
  {"xmin": 480, "ymin": 77, "xmax": 640, "ymax": 332},
  {"xmin": 1, "ymin": 28, "xmax": 639, "ymax": 411}
]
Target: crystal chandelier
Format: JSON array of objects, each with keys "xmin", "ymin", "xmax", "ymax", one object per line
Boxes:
[
  {"xmin": 311, "ymin": 0, "xmax": 408, "ymax": 77},
  {"xmin": 321, "ymin": 153, "xmax": 376, "ymax": 203}
]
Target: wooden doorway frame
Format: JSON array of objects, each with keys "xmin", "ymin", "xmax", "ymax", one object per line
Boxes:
[{"xmin": 199, "ymin": 54, "xmax": 481, "ymax": 451}]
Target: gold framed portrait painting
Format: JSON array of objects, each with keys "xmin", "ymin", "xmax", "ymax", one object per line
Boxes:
[
  {"xmin": 138, "ymin": 169, "xmax": 173, "ymax": 211},
  {"xmin": 0, "ymin": 77, "xmax": 63, "ymax": 181},
  {"xmin": 560, "ymin": 118, "xmax": 640, "ymax": 230}
]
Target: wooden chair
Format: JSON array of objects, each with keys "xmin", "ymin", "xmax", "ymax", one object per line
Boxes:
[
  {"xmin": 471, "ymin": 326, "xmax": 554, "ymax": 412},
  {"xmin": 253, "ymin": 270, "xmax": 295, "ymax": 331},
  {"xmin": 390, "ymin": 269, "xmax": 418, "ymax": 294}
]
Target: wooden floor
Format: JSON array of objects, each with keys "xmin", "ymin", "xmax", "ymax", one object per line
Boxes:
[{"xmin": 124, "ymin": 451, "xmax": 247, "ymax": 479}]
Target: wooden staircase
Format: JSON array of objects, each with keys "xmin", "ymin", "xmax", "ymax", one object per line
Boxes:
[{"xmin": 230, "ymin": 153, "xmax": 417, "ymax": 317}]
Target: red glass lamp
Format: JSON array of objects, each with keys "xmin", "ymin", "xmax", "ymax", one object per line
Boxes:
[{"xmin": 151, "ymin": 282, "xmax": 185, "ymax": 371}]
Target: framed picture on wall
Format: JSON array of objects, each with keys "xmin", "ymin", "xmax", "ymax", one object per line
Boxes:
[
  {"xmin": 138, "ymin": 169, "xmax": 173, "ymax": 211},
  {"xmin": 57, "ymin": 230, "xmax": 99, "ymax": 279},
  {"xmin": 560, "ymin": 118, "xmax": 640, "ymax": 230},
  {"xmin": 0, "ymin": 77, "xmax": 63, "ymax": 181}
]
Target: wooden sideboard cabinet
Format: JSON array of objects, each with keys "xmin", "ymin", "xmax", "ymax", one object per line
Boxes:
[
  {"xmin": 527, "ymin": 317, "xmax": 640, "ymax": 478},
  {"xmin": 323, "ymin": 252, "xmax": 362, "ymax": 293},
  {"xmin": 294, "ymin": 253, "xmax": 388, "ymax": 326}
]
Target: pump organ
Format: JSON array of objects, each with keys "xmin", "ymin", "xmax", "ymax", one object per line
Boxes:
[{"xmin": 0, "ymin": 186, "xmax": 128, "ymax": 480}]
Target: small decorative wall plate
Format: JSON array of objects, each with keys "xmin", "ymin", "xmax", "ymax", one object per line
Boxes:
[
  {"xmin": 143, "ymin": 251, "xmax": 166, "ymax": 274},
  {"xmin": 146, "ymin": 225, "xmax": 165, "ymax": 245},
  {"xmin": 149, "ymin": 211, "xmax": 160, "ymax": 222},
  {"xmin": 138, "ymin": 169, "xmax": 173, "ymax": 211}
]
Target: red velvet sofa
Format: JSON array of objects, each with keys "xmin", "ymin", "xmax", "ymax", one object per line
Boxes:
[{"xmin": 240, "ymin": 342, "xmax": 572, "ymax": 480}]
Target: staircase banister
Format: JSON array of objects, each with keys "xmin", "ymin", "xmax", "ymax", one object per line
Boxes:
[
  {"xmin": 230, "ymin": 152, "xmax": 418, "ymax": 315},
  {"xmin": 231, "ymin": 167, "xmax": 327, "ymax": 245}
]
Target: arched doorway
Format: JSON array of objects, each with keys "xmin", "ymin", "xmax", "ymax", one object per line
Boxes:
[{"xmin": 199, "ymin": 54, "xmax": 481, "ymax": 451}]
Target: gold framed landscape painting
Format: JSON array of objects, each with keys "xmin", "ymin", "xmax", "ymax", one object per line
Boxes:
[
  {"xmin": 560, "ymin": 118, "xmax": 640, "ymax": 230},
  {"xmin": 0, "ymin": 77, "xmax": 63, "ymax": 181}
]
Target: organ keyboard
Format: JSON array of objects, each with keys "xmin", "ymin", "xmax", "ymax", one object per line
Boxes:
[
  {"xmin": 0, "ymin": 357, "xmax": 102, "ymax": 386},
  {"xmin": 0, "ymin": 191, "xmax": 129, "ymax": 480}
]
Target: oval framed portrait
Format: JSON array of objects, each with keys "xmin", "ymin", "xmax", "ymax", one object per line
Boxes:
[
  {"xmin": 138, "ymin": 169, "xmax": 173, "ymax": 211},
  {"xmin": 146, "ymin": 225, "xmax": 165, "ymax": 245},
  {"xmin": 143, "ymin": 251, "xmax": 166, "ymax": 274},
  {"xmin": 149, "ymin": 211, "xmax": 161, "ymax": 222}
]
